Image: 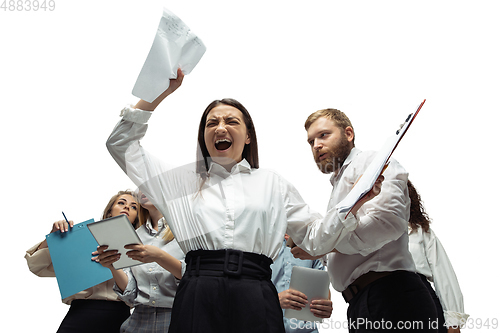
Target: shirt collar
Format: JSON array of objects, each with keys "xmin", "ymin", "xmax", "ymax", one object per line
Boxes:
[
  {"xmin": 145, "ymin": 217, "xmax": 166, "ymax": 234},
  {"xmin": 207, "ymin": 158, "xmax": 252, "ymax": 177},
  {"xmin": 330, "ymin": 147, "xmax": 361, "ymax": 186}
]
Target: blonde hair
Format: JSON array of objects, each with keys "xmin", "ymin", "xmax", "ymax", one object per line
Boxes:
[
  {"xmin": 141, "ymin": 208, "xmax": 175, "ymax": 242},
  {"xmin": 102, "ymin": 190, "xmax": 147, "ymax": 229},
  {"xmin": 162, "ymin": 224, "xmax": 175, "ymax": 243}
]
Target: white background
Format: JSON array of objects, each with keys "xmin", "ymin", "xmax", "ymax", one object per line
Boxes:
[{"xmin": 2, "ymin": 1, "xmax": 499, "ymax": 332}]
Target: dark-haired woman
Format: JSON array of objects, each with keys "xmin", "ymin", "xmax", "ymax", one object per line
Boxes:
[
  {"xmin": 106, "ymin": 69, "xmax": 382, "ymax": 333},
  {"xmin": 408, "ymin": 180, "xmax": 469, "ymax": 333}
]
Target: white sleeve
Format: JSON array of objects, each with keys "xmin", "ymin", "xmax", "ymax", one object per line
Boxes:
[
  {"xmin": 424, "ymin": 228, "xmax": 469, "ymax": 328},
  {"xmin": 333, "ymin": 157, "xmax": 410, "ymax": 256},
  {"xmin": 112, "ymin": 268, "xmax": 137, "ymax": 305},
  {"xmin": 281, "ymin": 175, "xmax": 355, "ymax": 256},
  {"xmin": 106, "ymin": 106, "xmax": 199, "ymax": 242}
]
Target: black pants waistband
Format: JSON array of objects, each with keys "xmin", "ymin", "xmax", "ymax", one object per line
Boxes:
[
  {"xmin": 185, "ymin": 249, "xmax": 272, "ymax": 280},
  {"xmin": 69, "ymin": 299, "xmax": 130, "ymax": 311}
]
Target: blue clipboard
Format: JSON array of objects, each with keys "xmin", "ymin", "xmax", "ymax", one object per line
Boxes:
[{"xmin": 45, "ymin": 219, "xmax": 113, "ymax": 300}]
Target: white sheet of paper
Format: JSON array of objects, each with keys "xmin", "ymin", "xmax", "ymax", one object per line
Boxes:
[
  {"xmin": 87, "ymin": 214, "xmax": 143, "ymax": 270},
  {"xmin": 335, "ymin": 100, "xmax": 425, "ymax": 215},
  {"xmin": 132, "ymin": 8, "xmax": 206, "ymax": 103}
]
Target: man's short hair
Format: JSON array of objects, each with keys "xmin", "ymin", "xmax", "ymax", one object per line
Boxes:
[{"xmin": 304, "ymin": 108, "xmax": 355, "ymax": 144}]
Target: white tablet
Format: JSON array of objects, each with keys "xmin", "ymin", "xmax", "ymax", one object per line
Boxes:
[
  {"xmin": 87, "ymin": 214, "xmax": 143, "ymax": 269},
  {"xmin": 284, "ymin": 266, "xmax": 330, "ymax": 322}
]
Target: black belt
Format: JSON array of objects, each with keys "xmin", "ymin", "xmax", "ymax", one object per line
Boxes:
[
  {"xmin": 342, "ymin": 271, "xmax": 395, "ymax": 303},
  {"xmin": 185, "ymin": 249, "xmax": 272, "ymax": 280},
  {"xmin": 70, "ymin": 299, "xmax": 130, "ymax": 311}
]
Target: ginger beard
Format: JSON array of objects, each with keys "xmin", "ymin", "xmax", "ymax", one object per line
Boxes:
[{"xmin": 314, "ymin": 133, "xmax": 351, "ymax": 174}]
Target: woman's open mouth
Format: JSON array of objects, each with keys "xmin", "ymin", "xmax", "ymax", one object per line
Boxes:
[{"xmin": 215, "ymin": 138, "xmax": 232, "ymax": 151}]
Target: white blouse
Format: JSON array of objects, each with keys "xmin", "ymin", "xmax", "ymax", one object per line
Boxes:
[
  {"xmin": 409, "ymin": 227, "xmax": 469, "ymax": 328},
  {"xmin": 114, "ymin": 218, "xmax": 185, "ymax": 308},
  {"xmin": 106, "ymin": 106, "xmax": 358, "ymax": 261}
]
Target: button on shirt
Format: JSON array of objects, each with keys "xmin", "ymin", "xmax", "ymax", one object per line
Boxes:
[
  {"xmin": 114, "ymin": 218, "xmax": 185, "ymax": 308},
  {"xmin": 106, "ymin": 107, "xmax": 359, "ymax": 261},
  {"xmin": 325, "ymin": 148, "xmax": 416, "ymax": 292},
  {"xmin": 409, "ymin": 227, "xmax": 469, "ymax": 327},
  {"xmin": 271, "ymin": 240, "xmax": 324, "ymax": 333}
]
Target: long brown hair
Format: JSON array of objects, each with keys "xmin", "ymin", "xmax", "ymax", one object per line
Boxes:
[
  {"xmin": 101, "ymin": 190, "xmax": 147, "ymax": 229},
  {"xmin": 408, "ymin": 180, "xmax": 431, "ymax": 233},
  {"xmin": 196, "ymin": 98, "xmax": 259, "ymax": 180}
]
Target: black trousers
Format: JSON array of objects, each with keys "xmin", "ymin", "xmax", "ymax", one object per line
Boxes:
[
  {"xmin": 346, "ymin": 271, "xmax": 439, "ymax": 332},
  {"xmin": 418, "ymin": 274, "xmax": 447, "ymax": 333},
  {"xmin": 168, "ymin": 249, "xmax": 285, "ymax": 333},
  {"xmin": 56, "ymin": 299, "xmax": 130, "ymax": 333}
]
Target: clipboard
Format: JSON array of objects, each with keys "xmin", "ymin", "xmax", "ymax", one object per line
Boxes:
[
  {"xmin": 284, "ymin": 266, "xmax": 330, "ymax": 322},
  {"xmin": 87, "ymin": 214, "xmax": 144, "ymax": 269},
  {"xmin": 45, "ymin": 219, "xmax": 113, "ymax": 300},
  {"xmin": 336, "ymin": 99, "xmax": 426, "ymax": 217}
]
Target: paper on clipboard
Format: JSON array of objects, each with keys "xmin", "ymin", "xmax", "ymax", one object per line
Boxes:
[
  {"xmin": 87, "ymin": 214, "xmax": 144, "ymax": 270},
  {"xmin": 45, "ymin": 219, "xmax": 113, "ymax": 300},
  {"xmin": 284, "ymin": 266, "xmax": 330, "ymax": 322},
  {"xmin": 132, "ymin": 8, "xmax": 207, "ymax": 103},
  {"xmin": 336, "ymin": 99, "xmax": 426, "ymax": 217}
]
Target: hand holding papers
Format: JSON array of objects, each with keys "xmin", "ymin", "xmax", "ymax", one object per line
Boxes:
[
  {"xmin": 336, "ymin": 99, "xmax": 426, "ymax": 217},
  {"xmin": 87, "ymin": 214, "xmax": 143, "ymax": 270},
  {"xmin": 132, "ymin": 8, "xmax": 206, "ymax": 103}
]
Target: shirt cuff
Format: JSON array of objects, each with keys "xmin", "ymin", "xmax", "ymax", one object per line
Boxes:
[
  {"xmin": 444, "ymin": 310, "xmax": 470, "ymax": 328},
  {"xmin": 26, "ymin": 241, "xmax": 44, "ymax": 256},
  {"xmin": 339, "ymin": 211, "xmax": 358, "ymax": 231},
  {"xmin": 113, "ymin": 269, "xmax": 136, "ymax": 301},
  {"xmin": 180, "ymin": 260, "xmax": 187, "ymax": 278},
  {"xmin": 120, "ymin": 105, "xmax": 153, "ymax": 124}
]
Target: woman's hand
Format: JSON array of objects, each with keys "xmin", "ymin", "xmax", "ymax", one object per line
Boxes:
[
  {"xmin": 92, "ymin": 246, "xmax": 129, "ymax": 291},
  {"xmin": 37, "ymin": 220, "xmax": 75, "ymax": 250},
  {"xmin": 278, "ymin": 289, "xmax": 308, "ymax": 310},
  {"xmin": 310, "ymin": 299, "xmax": 333, "ymax": 318},
  {"xmin": 124, "ymin": 244, "xmax": 163, "ymax": 263},
  {"xmin": 289, "ymin": 246, "xmax": 329, "ymax": 260},
  {"xmin": 92, "ymin": 245, "xmax": 121, "ymax": 270},
  {"xmin": 125, "ymin": 244, "xmax": 183, "ymax": 279},
  {"xmin": 135, "ymin": 67, "xmax": 185, "ymax": 111},
  {"xmin": 51, "ymin": 219, "xmax": 74, "ymax": 233}
]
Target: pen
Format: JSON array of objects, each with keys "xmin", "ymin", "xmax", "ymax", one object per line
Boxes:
[{"xmin": 62, "ymin": 211, "xmax": 72, "ymax": 230}]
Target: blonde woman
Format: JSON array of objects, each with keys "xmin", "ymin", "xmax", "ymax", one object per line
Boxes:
[
  {"xmin": 93, "ymin": 192, "xmax": 184, "ymax": 333},
  {"xmin": 25, "ymin": 190, "xmax": 146, "ymax": 333}
]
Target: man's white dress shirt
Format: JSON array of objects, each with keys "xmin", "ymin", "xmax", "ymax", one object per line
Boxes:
[{"xmin": 325, "ymin": 147, "xmax": 416, "ymax": 292}]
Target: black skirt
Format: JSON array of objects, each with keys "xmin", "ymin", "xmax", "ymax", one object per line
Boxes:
[
  {"xmin": 168, "ymin": 249, "xmax": 285, "ymax": 333},
  {"xmin": 57, "ymin": 299, "xmax": 130, "ymax": 333}
]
